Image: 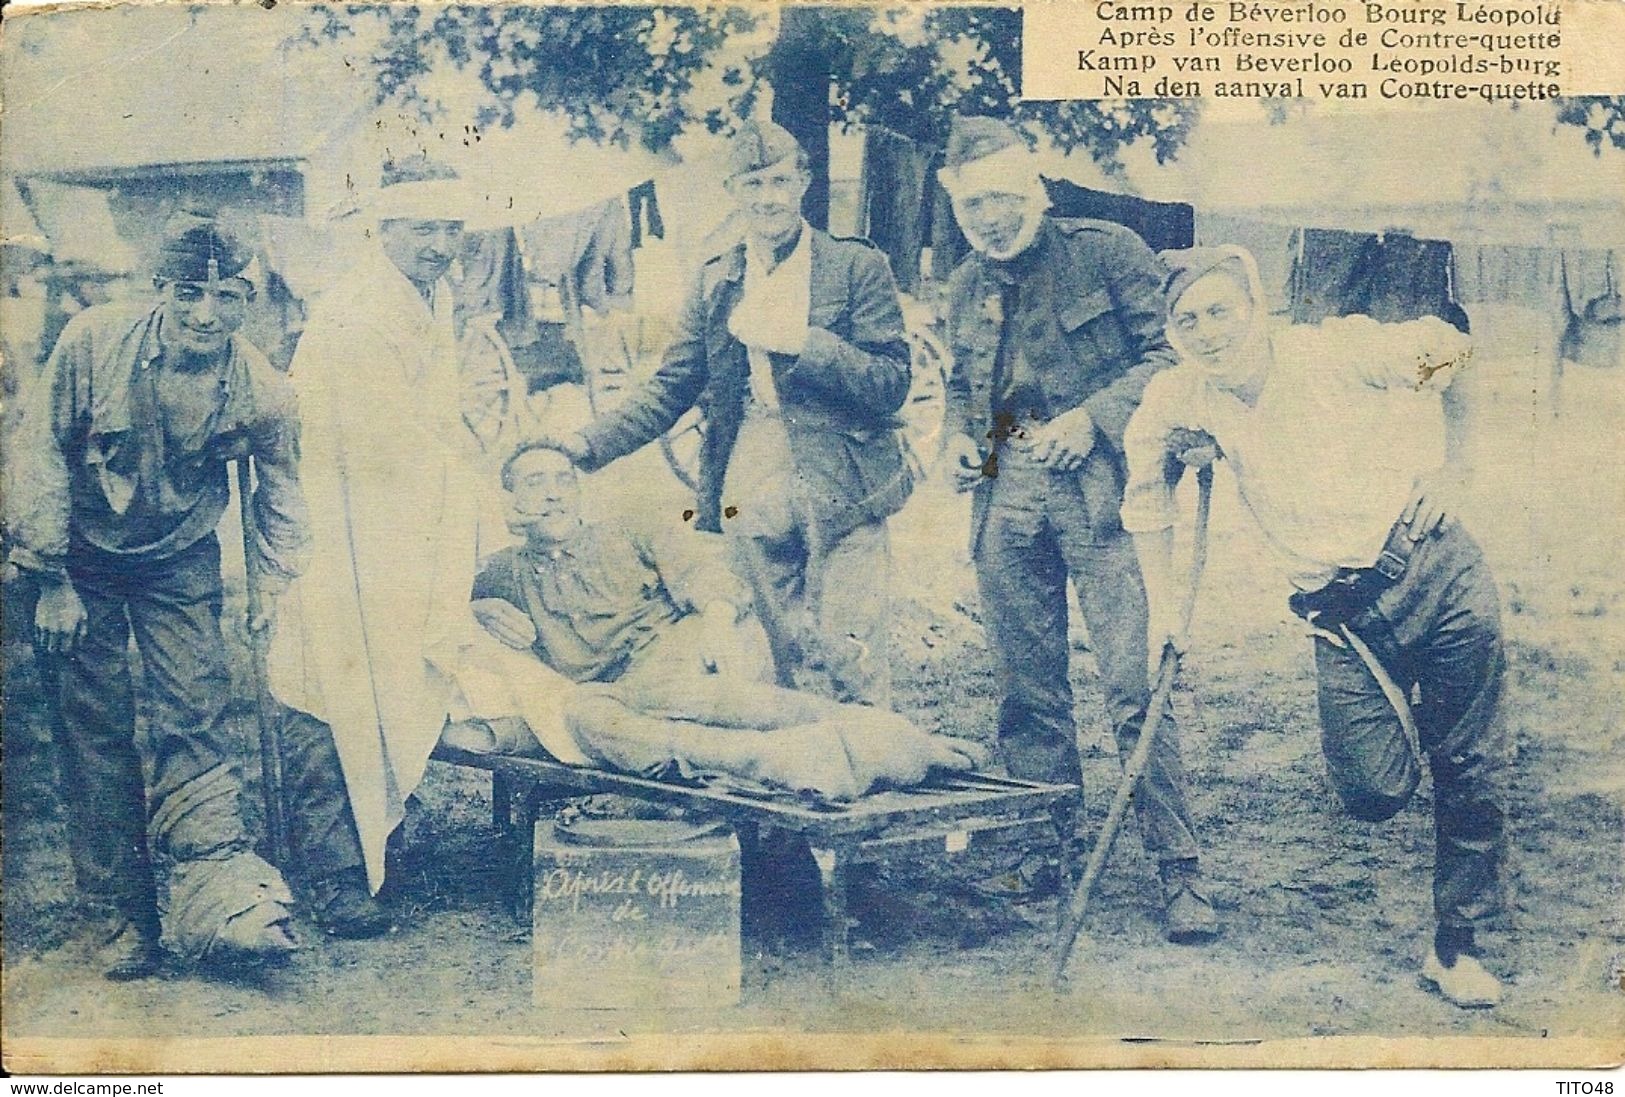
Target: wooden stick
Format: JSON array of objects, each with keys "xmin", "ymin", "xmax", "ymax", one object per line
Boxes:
[
  {"xmin": 1052, "ymin": 464, "xmax": 1213, "ymax": 986},
  {"xmin": 236, "ymin": 458, "xmax": 289, "ymax": 867}
]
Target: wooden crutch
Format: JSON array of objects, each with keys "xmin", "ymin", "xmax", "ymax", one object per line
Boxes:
[
  {"xmin": 236, "ymin": 457, "xmax": 290, "ymax": 867},
  {"xmin": 1052, "ymin": 461, "xmax": 1214, "ymax": 986}
]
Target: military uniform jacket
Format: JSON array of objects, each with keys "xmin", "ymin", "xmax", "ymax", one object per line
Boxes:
[
  {"xmin": 579, "ymin": 228, "xmax": 914, "ymax": 550},
  {"xmin": 943, "ymin": 216, "xmax": 1176, "ymax": 552}
]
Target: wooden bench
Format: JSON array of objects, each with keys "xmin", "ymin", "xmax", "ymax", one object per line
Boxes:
[{"xmin": 430, "ymin": 744, "xmax": 1076, "ymax": 970}]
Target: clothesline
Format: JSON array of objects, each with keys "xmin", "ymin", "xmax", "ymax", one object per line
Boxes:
[
  {"xmin": 256, "ymin": 124, "xmax": 1622, "ymax": 371},
  {"xmin": 1197, "ymin": 210, "xmax": 1620, "ymax": 365}
]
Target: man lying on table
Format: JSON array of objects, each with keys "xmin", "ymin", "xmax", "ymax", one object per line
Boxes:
[{"xmin": 443, "ymin": 442, "xmax": 983, "ymax": 802}]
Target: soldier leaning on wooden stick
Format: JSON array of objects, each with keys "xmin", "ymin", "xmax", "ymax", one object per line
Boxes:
[
  {"xmin": 6, "ymin": 217, "xmax": 308, "ymax": 979},
  {"xmin": 1123, "ymin": 246, "xmax": 1510, "ymax": 1009}
]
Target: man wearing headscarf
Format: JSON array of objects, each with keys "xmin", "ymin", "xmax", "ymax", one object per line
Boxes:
[
  {"xmin": 938, "ymin": 115, "xmax": 1216, "ymax": 942},
  {"xmin": 1123, "ymin": 246, "xmax": 1507, "ymax": 1008},
  {"xmin": 6, "ymin": 216, "xmax": 307, "ymax": 978},
  {"xmin": 552, "ymin": 121, "xmax": 914, "ymax": 708},
  {"xmin": 267, "ymin": 158, "xmax": 490, "ymax": 934}
]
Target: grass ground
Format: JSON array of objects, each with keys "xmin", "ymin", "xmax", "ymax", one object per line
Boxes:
[{"xmin": 3, "ymin": 353, "xmax": 1621, "ymax": 1059}]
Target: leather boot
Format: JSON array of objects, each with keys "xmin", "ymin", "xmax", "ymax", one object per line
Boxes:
[
  {"xmin": 308, "ymin": 868, "xmax": 392, "ymax": 938},
  {"xmin": 1421, "ymin": 928, "xmax": 1502, "ymax": 1008},
  {"xmin": 1160, "ymin": 858, "xmax": 1219, "ymax": 944},
  {"xmin": 89, "ymin": 915, "xmax": 162, "ymax": 981}
]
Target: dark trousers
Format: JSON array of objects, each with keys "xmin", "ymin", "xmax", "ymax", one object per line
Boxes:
[
  {"xmin": 1312, "ymin": 521, "xmax": 1507, "ymax": 932},
  {"xmin": 52, "ymin": 535, "xmax": 245, "ymax": 928},
  {"xmin": 974, "ymin": 462, "xmax": 1201, "ymax": 864},
  {"xmin": 277, "ymin": 707, "xmax": 368, "ymax": 889},
  {"xmin": 730, "ymin": 519, "xmax": 893, "ymax": 708}
]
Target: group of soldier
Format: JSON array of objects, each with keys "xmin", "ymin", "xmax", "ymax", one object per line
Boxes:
[{"xmin": 7, "ymin": 112, "xmax": 1511, "ymax": 1011}]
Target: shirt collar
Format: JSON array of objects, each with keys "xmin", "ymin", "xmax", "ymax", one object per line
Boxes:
[
  {"xmin": 745, "ymin": 220, "xmax": 809, "ymax": 279},
  {"xmin": 133, "ymin": 306, "xmax": 167, "ymax": 369},
  {"xmin": 523, "ymin": 522, "xmax": 590, "ymax": 566}
]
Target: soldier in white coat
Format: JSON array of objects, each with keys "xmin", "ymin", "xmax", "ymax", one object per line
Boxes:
[{"xmin": 268, "ymin": 160, "xmax": 490, "ymax": 935}]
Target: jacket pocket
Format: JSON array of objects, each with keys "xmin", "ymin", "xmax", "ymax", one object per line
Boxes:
[
  {"xmin": 799, "ymin": 427, "xmax": 912, "ymax": 534},
  {"xmin": 1058, "ymin": 288, "xmax": 1114, "ymax": 331},
  {"xmin": 1059, "ymin": 287, "xmax": 1128, "ymax": 369}
]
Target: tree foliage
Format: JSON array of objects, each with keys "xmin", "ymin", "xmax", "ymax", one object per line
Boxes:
[
  {"xmin": 292, "ymin": 5, "xmax": 1618, "ymax": 173},
  {"xmin": 820, "ymin": 7, "xmax": 1198, "ymax": 171},
  {"xmin": 289, "ymin": 5, "xmax": 760, "ymax": 150},
  {"xmin": 291, "ymin": 5, "xmax": 1199, "ymax": 173},
  {"xmin": 1554, "ymin": 96, "xmax": 1625, "ymax": 154}
]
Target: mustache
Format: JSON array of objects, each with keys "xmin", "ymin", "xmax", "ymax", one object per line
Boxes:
[{"xmin": 506, "ymin": 502, "xmax": 570, "ymax": 522}]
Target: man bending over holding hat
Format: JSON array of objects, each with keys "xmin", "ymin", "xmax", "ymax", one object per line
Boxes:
[
  {"xmin": 938, "ymin": 115, "xmax": 1216, "ymax": 942},
  {"xmin": 7, "ymin": 216, "xmax": 309, "ymax": 979},
  {"xmin": 548, "ymin": 121, "xmax": 913, "ymax": 709},
  {"xmin": 1122, "ymin": 246, "xmax": 1508, "ymax": 1008}
]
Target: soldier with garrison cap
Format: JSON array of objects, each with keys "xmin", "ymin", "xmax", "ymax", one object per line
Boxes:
[
  {"xmin": 6, "ymin": 215, "xmax": 309, "ymax": 979},
  {"xmin": 939, "ymin": 116, "xmax": 1218, "ymax": 943},
  {"xmin": 553, "ymin": 120, "xmax": 914, "ymax": 708}
]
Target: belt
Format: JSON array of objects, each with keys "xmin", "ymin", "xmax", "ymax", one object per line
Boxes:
[
  {"xmin": 1288, "ymin": 518, "xmax": 1416, "ymax": 627},
  {"xmin": 1290, "ymin": 518, "xmax": 1425, "ymax": 772}
]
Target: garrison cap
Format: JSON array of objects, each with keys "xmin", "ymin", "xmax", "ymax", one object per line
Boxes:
[
  {"xmin": 937, "ymin": 115, "xmax": 1041, "ymax": 201},
  {"xmin": 155, "ymin": 215, "xmax": 254, "ymax": 285},
  {"xmin": 942, "ymin": 115, "xmax": 1024, "ymax": 173},
  {"xmin": 726, "ymin": 121, "xmax": 805, "ymax": 179}
]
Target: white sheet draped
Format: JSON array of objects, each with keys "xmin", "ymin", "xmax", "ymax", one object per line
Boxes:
[{"xmin": 268, "ymin": 246, "xmax": 483, "ymax": 893}]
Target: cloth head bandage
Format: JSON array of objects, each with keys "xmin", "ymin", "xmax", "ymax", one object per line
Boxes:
[
  {"xmin": 369, "ymin": 178, "xmax": 471, "ymax": 223},
  {"xmin": 1157, "ymin": 245, "xmax": 1271, "ymax": 371},
  {"xmin": 1159, "ymin": 245, "xmax": 1262, "ymax": 313}
]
